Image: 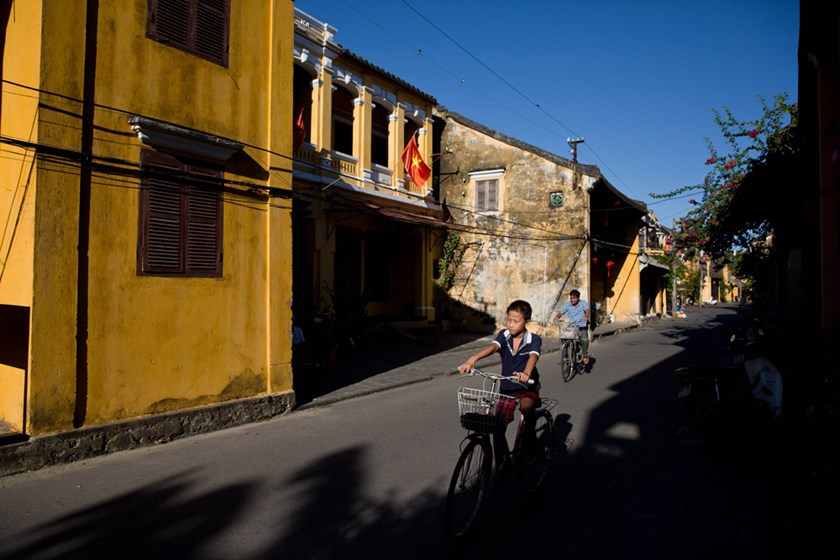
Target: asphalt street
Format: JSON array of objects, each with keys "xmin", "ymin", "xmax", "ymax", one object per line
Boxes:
[{"xmin": 0, "ymin": 306, "xmax": 824, "ymax": 559}]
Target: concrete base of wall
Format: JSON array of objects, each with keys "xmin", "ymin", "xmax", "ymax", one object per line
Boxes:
[{"xmin": 0, "ymin": 391, "xmax": 296, "ymax": 478}]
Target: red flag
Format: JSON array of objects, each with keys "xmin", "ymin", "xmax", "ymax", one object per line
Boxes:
[
  {"xmin": 401, "ymin": 134, "xmax": 431, "ymax": 188},
  {"xmin": 293, "ymin": 107, "xmax": 306, "ymax": 152}
]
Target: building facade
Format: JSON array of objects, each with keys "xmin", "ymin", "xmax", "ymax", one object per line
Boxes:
[
  {"xmin": 436, "ymin": 109, "xmax": 597, "ymax": 334},
  {"xmin": 291, "ymin": 8, "xmax": 444, "ymax": 343},
  {"xmin": 436, "ymin": 109, "xmax": 647, "ymax": 333},
  {"xmin": 0, "ymin": 0, "xmax": 296, "ymax": 441}
]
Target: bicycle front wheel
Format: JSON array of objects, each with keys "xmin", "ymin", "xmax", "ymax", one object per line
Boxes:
[
  {"xmin": 444, "ymin": 437, "xmax": 492, "ymax": 538},
  {"xmin": 561, "ymin": 341, "xmax": 576, "ymax": 382},
  {"xmin": 517, "ymin": 410, "xmax": 555, "ymax": 494}
]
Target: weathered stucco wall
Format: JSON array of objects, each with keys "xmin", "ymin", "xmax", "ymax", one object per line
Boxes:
[
  {"xmin": 1, "ymin": 1, "xmax": 295, "ymax": 436},
  {"xmin": 438, "ymin": 114, "xmax": 592, "ymax": 335}
]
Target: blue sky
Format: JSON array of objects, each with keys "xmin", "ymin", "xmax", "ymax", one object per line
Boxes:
[{"xmin": 294, "ymin": 0, "xmax": 799, "ymax": 227}]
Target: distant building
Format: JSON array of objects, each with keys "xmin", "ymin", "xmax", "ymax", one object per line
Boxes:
[{"xmin": 435, "ymin": 108, "xmax": 646, "ymax": 333}]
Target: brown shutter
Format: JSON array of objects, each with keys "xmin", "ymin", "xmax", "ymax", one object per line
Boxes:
[
  {"xmin": 195, "ymin": 0, "xmax": 229, "ymax": 65},
  {"xmin": 142, "ymin": 159, "xmax": 184, "ymax": 273},
  {"xmin": 147, "ymin": 0, "xmax": 229, "ymax": 67},
  {"xmin": 148, "ymin": 0, "xmax": 190, "ymax": 49},
  {"xmin": 139, "ymin": 150, "xmax": 223, "ymax": 277},
  {"xmin": 185, "ymin": 167, "xmax": 222, "ymax": 274}
]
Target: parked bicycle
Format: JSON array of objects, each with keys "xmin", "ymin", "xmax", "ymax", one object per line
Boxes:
[
  {"xmin": 559, "ymin": 320, "xmax": 585, "ymax": 382},
  {"xmin": 444, "ymin": 368, "xmax": 557, "ymax": 538}
]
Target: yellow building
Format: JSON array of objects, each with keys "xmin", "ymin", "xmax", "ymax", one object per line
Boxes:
[
  {"xmin": 589, "ymin": 178, "xmax": 648, "ymax": 327},
  {"xmin": 291, "ymin": 8, "xmax": 444, "ymax": 340},
  {"xmin": 1, "ymin": 1, "xmax": 295, "ymax": 445},
  {"xmin": 639, "ymin": 211, "xmax": 673, "ymax": 316}
]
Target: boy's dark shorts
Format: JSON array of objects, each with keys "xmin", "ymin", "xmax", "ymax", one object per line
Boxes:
[{"xmin": 497, "ymin": 390, "xmax": 541, "ymax": 422}]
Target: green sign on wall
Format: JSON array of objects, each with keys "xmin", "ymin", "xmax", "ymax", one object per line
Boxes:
[{"xmin": 549, "ymin": 192, "xmax": 563, "ymax": 207}]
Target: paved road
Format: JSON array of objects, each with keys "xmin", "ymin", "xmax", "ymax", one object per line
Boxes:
[{"xmin": 0, "ymin": 306, "xmax": 821, "ymax": 559}]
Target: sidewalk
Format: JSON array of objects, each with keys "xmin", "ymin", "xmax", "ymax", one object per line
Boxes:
[{"xmin": 298, "ymin": 319, "xmax": 642, "ymax": 410}]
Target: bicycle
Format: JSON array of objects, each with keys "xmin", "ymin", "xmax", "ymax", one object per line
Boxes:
[
  {"xmin": 559, "ymin": 321, "xmax": 585, "ymax": 382},
  {"xmin": 444, "ymin": 368, "xmax": 557, "ymax": 538}
]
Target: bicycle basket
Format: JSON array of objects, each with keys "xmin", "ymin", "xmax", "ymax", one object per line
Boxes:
[
  {"xmin": 457, "ymin": 387, "xmax": 515, "ymax": 433},
  {"xmin": 559, "ymin": 324, "xmax": 577, "ymax": 339}
]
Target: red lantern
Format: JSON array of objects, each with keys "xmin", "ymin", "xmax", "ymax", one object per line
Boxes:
[
  {"xmin": 592, "ymin": 257, "xmax": 598, "ymax": 265},
  {"xmin": 606, "ymin": 259, "xmax": 615, "ymax": 278}
]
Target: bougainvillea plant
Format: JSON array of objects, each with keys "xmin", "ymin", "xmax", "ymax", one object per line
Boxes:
[{"xmin": 650, "ymin": 93, "xmax": 798, "ymax": 263}]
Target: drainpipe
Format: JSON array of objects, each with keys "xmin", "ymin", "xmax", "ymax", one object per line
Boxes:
[{"xmin": 74, "ymin": 0, "xmax": 98, "ymax": 428}]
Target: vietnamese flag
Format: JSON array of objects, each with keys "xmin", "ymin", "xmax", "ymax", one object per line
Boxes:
[
  {"xmin": 293, "ymin": 107, "xmax": 306, "ymax": 152},
  {"xmin": 401, "ymin": 134, "xmax": 431, "ymax": 188}
]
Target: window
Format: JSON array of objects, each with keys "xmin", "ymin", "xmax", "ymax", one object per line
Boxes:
[
  {"xmin": 293, "ymin": 65, "xmax": 314, "ymax": 146},
  {"xmin": 138, "ymin": 150, "xmax": 223, "ymax": 277},
  {"xmin": 475, "ymin": 179, "xmax": 499, "ymax": 211},
  {"xmin": 471, "ymin": 169, "xmax": 504, "ymax": 212},
  {"xmin": 371, "ymin": 104, "xmax": 389, "ymax": 167},
  {"xmin": 147, "ymin": 0, "xmax": 230, "ymax": 67},
  {"xmin": 332, "ymin": 86, "xmax": 354, "ymax": 155}
]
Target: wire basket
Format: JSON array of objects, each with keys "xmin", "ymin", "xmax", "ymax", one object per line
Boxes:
[
  {"xmin": 559, "ymin": 323, "xmax": 578, "ymax": 340},
  {"xmin": 457, "ymin": 387, "xmax": 515, "ymax": 433}
]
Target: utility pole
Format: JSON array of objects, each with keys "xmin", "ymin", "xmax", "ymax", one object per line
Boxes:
[{"xmin": 567, "ymin": 137, "xmax": 584, "ymax": 189}]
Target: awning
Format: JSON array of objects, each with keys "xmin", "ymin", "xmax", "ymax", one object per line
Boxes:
[
  {"xmin": 640, "ymin": 254, "xmax": 670, "ymax": 274},
  {"xmin": 362, "ymin": 202, "xmax": 449, "ymax": 228},
  {"xmin": 325, "ymin": 193, "xmax": 449, "ymax": 229}
]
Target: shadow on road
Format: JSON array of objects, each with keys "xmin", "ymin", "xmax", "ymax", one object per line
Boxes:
[
  {"xmin": 0, "ymin": 471, "xmax": 256, "ymax": 560},
  {"xmin": 2, "ymin": 306, "xmax": 829, "ymax": 559}
]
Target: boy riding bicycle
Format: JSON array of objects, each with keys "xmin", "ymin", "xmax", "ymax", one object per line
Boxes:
[
  {"xmin": 457, "ymin": 300, "xmax": 542, "ymax": 487},
  {"xmin": 555, "ymin": 289, "xmax": 590, "ymax": 365}
]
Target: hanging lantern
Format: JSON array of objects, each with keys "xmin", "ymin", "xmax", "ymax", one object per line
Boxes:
[
  {"xmin": 606, "ymin": 259, "xmax": 615, "ymax": 277},
  {"xmin": 592, "ymin": 257, "xmax": 598, "ymax": 265}
]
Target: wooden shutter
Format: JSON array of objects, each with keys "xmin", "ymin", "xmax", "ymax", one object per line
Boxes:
[
  {"xmin": 185, "ymin": 168, "xmax": 222, "ymax": 274},
  {"xmin": 148, "ymin": 0, "xmax": 230, "ymax": 67},
  {"xmin": 194, "ymin": 0, "xmax": 228, "ymax": 64},
  {"xmin": 139, "ymin": 150, "xmax": 222, "ymax": 277}
]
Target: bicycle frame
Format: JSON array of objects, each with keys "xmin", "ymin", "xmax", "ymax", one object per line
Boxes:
[
  {"xmin": 458, "ymin": 369, "xmax": 549, "ymax": 479},
  {"xmin": 560, "ymin": 335, "xmax": 584, "ymax": 382}
]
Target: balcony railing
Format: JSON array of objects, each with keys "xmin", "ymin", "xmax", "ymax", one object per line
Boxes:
[
  {"xmin": 330, "ymin": 151, "xmax": 358, "ymax": 177},
  {"xmin": 292, "ymin": 145, "xmax": 433, "ymax": 202}
]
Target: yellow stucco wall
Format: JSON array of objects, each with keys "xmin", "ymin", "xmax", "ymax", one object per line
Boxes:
[
  {"xmin": 606, "ymin": 236, "xmax": 642, "ymax": 323},
  {"xmin": 0, "ymin": 0, "xmax": 44, "ymax": 433},
  {"xmin": 1, "ymin": 1, "xmax": 295, "ymax": 435}
]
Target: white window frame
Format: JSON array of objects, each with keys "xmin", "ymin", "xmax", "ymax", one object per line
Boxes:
[{"xmin": 470, "ymin": 168, "xmax": 505, "ymax": 212}]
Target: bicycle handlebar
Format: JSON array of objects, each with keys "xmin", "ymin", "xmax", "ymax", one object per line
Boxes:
[{"xmin": 465, "ymin": 367, "xmax": 535, "ymax": 386}]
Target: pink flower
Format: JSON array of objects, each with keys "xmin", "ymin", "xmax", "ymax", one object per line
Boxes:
[
  {"xmin": 689, "ymin": 199, "xmax": 698, "ymax": 205},
  {"xmin": 705, "ymin": 157, "xmax": 716, "ymax": 165},
  {"xmin": 690, "ymin": 231, "xmax": 698, "ymax": 237},
  {"xmin": 724, "ymin": 159, "xmax": 736, "ymax": 170},
  {"xmin": 748, "ymin": 129, "xmax": 759, "ymax": 139}
]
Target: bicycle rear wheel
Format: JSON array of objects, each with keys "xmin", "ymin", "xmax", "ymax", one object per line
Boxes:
[
  {"xmin": 444, "ymin": 437, "xmax": 492, "ymax": 538},
  {"xmin": 516, "ymin": 410, "xmax": 555, "ymax": 494},
  {"xmin": 561, "ymin": 342, "xmax": 576, "ymax": 382}
]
